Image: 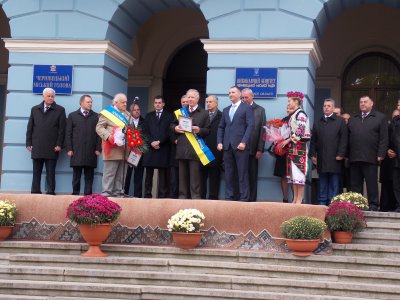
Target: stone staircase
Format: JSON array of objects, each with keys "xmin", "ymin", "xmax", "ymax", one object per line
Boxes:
[{"xmin": 0, "ymin": 211, "xmax": 399, "ymax": 299}]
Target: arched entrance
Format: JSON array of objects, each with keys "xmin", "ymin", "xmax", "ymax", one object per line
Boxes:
[
  {"xmin": 163, "ymin": 40, "xmax": 208, "ymax": 112},
  {"xmin": 316, "ymin": 2, "xmax": 400, "ymax": 119},
  {"xmin": 107, "ymin": 2, "xmax": 208, "ymax": 114}
]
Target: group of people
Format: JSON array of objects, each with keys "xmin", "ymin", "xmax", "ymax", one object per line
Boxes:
[
  {"xmin": 25, "ymin": 87, "xmax": 400, "ymax": 212},
  {"xmin": 25, "ymin": 86, "xmax": 266, "ymax": 202},
  {"xmin": 307, "ymin": 96, "xmax": 400, "ymax": 212}
]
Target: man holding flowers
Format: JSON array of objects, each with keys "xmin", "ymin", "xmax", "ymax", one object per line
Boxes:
[{"xmin": 96, "ymin": 93, "xmax": 130, "ymax": 197}]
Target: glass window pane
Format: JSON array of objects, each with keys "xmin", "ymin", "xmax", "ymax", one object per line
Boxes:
[
  {"xmin": 342, "ymin": 90, "xmax": 369, "ymax": 115},
  {"xmin": 375, "ymin": 90, "xmax": 400, "ymax": 118},
  {"xmin": 344, "ymin": 54, "xmax": 400, "ymax": 87}
]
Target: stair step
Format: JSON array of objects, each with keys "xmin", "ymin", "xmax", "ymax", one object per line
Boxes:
[
  {"xmin": 352, "ymin": 232, "xmax": 400, "ymax": 245},
  {"xmin": 362, "ymin": 221, "xmax": 400, "ymax": 234},
  {"xmin": 2, "ymin": 258, "xmax": 400, "ymax": 286},
  {"xmin": 0, "ymin": 280, "xmax": 379, "ymax": 300},
  {"xmin": 364, "ymin": 211, "xmax": 400, "ymax": 223},
  {"xmin": 0, "ymin": 277, "xmax": 397, "ymax": 299}
]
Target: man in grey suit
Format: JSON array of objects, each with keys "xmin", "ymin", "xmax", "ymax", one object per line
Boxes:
[
  {"xmin": 217, "ymin": 86, "xmax": 254, "ymax": 201},
  {"xmin": 242, "ymin": 88, "xmax": 266, "ymax": 202}
]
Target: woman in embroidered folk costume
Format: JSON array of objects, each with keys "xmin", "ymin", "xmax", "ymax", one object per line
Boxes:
[{"xmin": 278, "ymin": 91, "xmax": 311, "ymax": 204}]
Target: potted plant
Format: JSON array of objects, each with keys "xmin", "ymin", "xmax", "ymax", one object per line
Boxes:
[
  {"xmin": 326, "ymin": 202, "xmax": 366, "ymax": 244},
  {"xmin": 281, "ymin": 216, "xmax": 327, "ymax": 256},
  {"xmin": 0, "ymin": 200, "xmax": 17, "ymax": 240},
  {"xmin": 167, "ymin": 208, "xmax": 205, "ymax": 249},
  {"xmin": 66, "ymin": 194, "xmax": 122, "ymax": 257},
  {"xmin": 330, "ymin": 192, "xmax": 369, "ymax": 210}
]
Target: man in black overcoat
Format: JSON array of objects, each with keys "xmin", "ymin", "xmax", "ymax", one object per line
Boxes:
[
  {"xmin": 348, "ymin": 96, "xmax": 388, "ymax": 211},
  {"xmin": 65, "ymin": 95, "xmax": 101, "ymax": 195},
  {"xmin": 124, "ymin": 102, "xmax": 145, "ymax": 197},
  {"xmin": 242, "ymin": 88, "xmax": 266, "ymax": 202},
  {"xmin": 309, "ymin": 98, "xmax": 348, "ymax": 205},
  {"xmin": 26, "ymin": 87, "xmax": 66, "ymax": 195},
  {"xmin": 142, "ymin": 96, "xmax": 173, "ymax": 198},
  {"xmin": 173, "ymin": 89, "xmax": 210, "ymax": 199},
  {"xmin": 388, "ymin": 100, "xmax": 400, "ymax": 212},
  {"xmin": 201, "ymin": 95, "xmax": 222, "ymax": 200}
]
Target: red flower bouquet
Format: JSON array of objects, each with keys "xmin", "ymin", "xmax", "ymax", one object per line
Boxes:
[
  {"xmin": 264, "ymin": 118, "xmax": 290, "ymax": 156},
  {"xmin": 66, "ymin": 194, "xmax": 122, "ymax": 225}
]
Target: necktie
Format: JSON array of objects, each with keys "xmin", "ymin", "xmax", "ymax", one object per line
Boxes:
[
  {"xmin": 44, "ymin": 105, "xmax": 50, "ymax": 113},
  {"xmin": 229, "ymin": 105, "xmax": 237, "ymax": 121},
  {"xmin": 362, "ymin": 112, "xmax": 367, "ymax": 119},
  {"xmin": 209, "ymin": 112, "xmax": 214, "ymax": 122},
  {"xmin": 324, "ymin": 116, "xmax": 328, "ymax": 122},
  {"xmin": 156, "ymin": 112, "xmax": 161, "ymax": 120},
  {"xmin": 189, "ymin": 107, "xmax": 194, "ymax": 113},
  {"xmin": 83, "ymin": 111, "xmax": 88, "ymax": 118}
]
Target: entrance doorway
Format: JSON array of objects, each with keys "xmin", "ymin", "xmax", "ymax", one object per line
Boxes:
[{"xmin": 163, "ymin": 40, "xmax": 208, "ymax": 112}]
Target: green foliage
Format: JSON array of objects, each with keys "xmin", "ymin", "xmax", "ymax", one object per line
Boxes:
[{"xmin": 281, "ymin": 216, "xmax": 326, "ymax": 240}]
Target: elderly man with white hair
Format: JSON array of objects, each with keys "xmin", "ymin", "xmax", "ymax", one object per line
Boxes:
[
  {"xmin": 26, "ymin": 87, "xmax": 66, "ymax": 195},
  {"xmin": 96, "ymin": 93, "xmax": 130, "ymax": 197}
]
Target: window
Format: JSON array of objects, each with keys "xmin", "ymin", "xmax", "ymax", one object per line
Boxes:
[{"xmin": 342, "ymin": 53, "xmax": 400, "ymax": 117}]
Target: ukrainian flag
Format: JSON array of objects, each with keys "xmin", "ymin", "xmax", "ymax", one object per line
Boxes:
[{"xmin": 100, "ymin": 106, "xmax": 129, "ymax": 128}]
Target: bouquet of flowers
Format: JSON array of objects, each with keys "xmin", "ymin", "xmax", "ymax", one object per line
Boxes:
[
  {"xmin": 125, "ymin": 126, "xmax": 148, "ymax": 154},
  {"xmin": 264, "ymin": 118, "xmax": 290, "ymax": 156},
  {"xmin": 167, "ymin": 208, "xmax": 205, "ymax": 233},
  {"xmin": 66, "ymin": 194, "xmax": 122, "ymax": 225}
]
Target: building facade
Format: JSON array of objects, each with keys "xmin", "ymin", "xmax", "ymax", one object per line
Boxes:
[{"xmin": 0, "ymin": 0, "xmax": 399, "ymax": 200}]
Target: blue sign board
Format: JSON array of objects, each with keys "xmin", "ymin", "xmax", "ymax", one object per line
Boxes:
[
  {"xmin": 236, "ymin": 68, "xmax": 278, "ymax": 98},
  {"xmin": 33, "ymin": 65, "xmax": 73, "ymax": 95}
]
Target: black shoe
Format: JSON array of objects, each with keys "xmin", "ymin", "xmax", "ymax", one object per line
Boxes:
[
  {"xmin": 369, "ymin": 207, "xmax": 379, "ymax": 211},
  {"xmin": 283, "ymin": 199, "xmax": 288, "ymax": 203},
  {"xmin": 391, "ymin": 208, "xmax": 400, "ymax": 213}
]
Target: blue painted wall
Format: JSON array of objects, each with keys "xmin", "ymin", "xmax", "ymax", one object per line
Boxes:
[{"xmin": 0, "ymin": 0, "xmax": 390, "ymax": 199}]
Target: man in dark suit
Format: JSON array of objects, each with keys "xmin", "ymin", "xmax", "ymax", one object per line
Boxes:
[
  {"xmin": 309, "ymin": 98, "xmax": 348, "ymax": 205},
  {"xmin": 26, "ymin": 87, "xmax": 66, "ymax": 195},
  {"xmin": 142, "ymin": 96, "xmax": 173, "ymax": 198},
  {"xmin": 201, "ymin": 95, "xmax": 222, "ymax": 199},
  {"xmin": 65, "ymin": 95, "xmax": 101, "ymax": 195},
  {"xmin": 173, "ymin": 89, "xmax": 210, "ymax": 199},
  {"xmin": 217, "ymin": 86, "xmax": 254, "ymax": 201},
  {"xmin": 169, "ymin": 95, "xmax": 189, "ymax": 198},
  {"xmin": 241, "ymin": 88, "xmax": 266, "ymax": 202},
  {"xmin": 388, "ymin": 100, "xmax": 400, "ymax": 212},
  {"xmin": 348, "ymin": 96, "xmax": 388, "ymax": 211},
  {"xmin": 124, "ymin": 102, "xmax": 145, "ymax": 197}
]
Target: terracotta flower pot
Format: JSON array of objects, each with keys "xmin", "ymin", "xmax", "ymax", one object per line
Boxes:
[
  {"xmin": 171, "ymin": 232, "xmax": 203, "ymax": 249},
  {"xmin": 0, "ymin": 226, "xmax": 14, "ymax": 241},
  {"xmin": 79, "ymin": 224, "xmax": 112, "ymax": 257},
  {"xmin": 333, "ymin": 231, "xmax": 353, "ymax": 244},
  {"xmin": 285, "ymin": 239, "xmax": 320, "ymax": 257}
]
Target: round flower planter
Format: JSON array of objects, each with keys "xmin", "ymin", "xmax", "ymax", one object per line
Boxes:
[
  {"xmin": 79, "ymin": 224, "xmax": 112, "ymax": 257},
  {"xmin": 333, "ymin": 231, "xmax": 353, "ymax": 244},
  {"xmin": 285, "ymin": 239, "xmax": 320, "ymax": 257},
  {"xmin": 0, "ymin": 226, "xmax": 14, "ymax": 241},
  {"xmin": 172, "ymin": 232, "xmax": 203, "ymax": 249}
]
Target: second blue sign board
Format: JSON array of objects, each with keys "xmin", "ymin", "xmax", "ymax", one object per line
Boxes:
[{"xmin": 236, "ymin": 68, "xmax": 277, "ymax": 98}]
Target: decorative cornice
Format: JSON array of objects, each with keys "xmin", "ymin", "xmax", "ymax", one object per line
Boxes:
[
  {"xmin": 201, "ymin": 39, "xmax": 323, "ymax": 68},
  {"xmin": 3, "ymin": 39, "xmax": 135, "ymax": 67}
]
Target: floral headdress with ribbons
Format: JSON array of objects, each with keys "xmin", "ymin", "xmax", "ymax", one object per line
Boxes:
[{"xmin": 287, "ymin": 91, "xmax": 304, "ymax": 106}]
